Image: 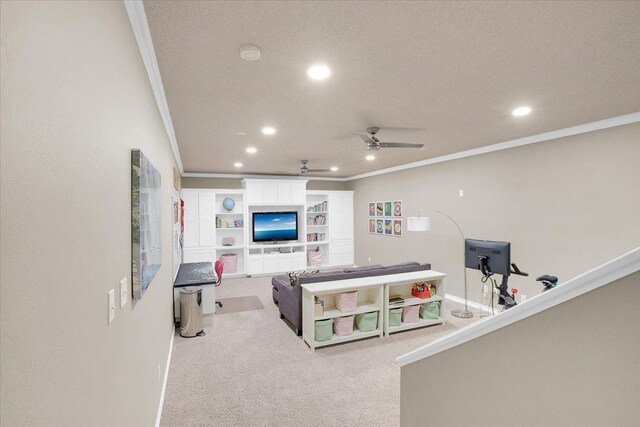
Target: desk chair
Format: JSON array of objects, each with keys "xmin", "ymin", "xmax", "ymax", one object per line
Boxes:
[{"xmin": 214, "ymin": 259, "xmax": 224, "ymax": 308}]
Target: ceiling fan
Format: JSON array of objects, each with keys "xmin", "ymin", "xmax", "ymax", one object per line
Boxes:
[
  {"xmin": 357, "ymin": 127, "xmax": 424, "ymax": 151},
  {"xmin": 298, "ymin": 160, "xmax": 331, "ymax": 175}
]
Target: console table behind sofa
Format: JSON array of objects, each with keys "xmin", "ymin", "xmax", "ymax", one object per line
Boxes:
[{"xmin": 302, "ymin": 270, "xmax": 446, "ymax": 349}]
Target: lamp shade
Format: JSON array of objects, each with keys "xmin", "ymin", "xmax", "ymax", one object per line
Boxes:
[{"xmin": 407, "ymin": 216, "xmax": 430, "ymax": 232}]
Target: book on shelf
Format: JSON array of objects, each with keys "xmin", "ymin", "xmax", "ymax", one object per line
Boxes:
[
  {"xmin": 307, "ymin": 201, "xmax": 328, "ymax": 212},
  {"xmin": 306, "ymin": 215, "xmax": 327, "ymax": 226},
  {"xmin": 389, "ymin": 295, "xmax": 405, "ymax": 306},
  {"xmin": 306, "ymin": 233, "xmax": 326, "ymax": 242}
]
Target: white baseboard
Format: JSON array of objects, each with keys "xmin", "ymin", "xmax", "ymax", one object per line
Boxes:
[
  {"xmin": 445, "ymin": 293, "xmax": 493, "ymax": 313},
  {"xmin": 155, "ymin": 328, "xmax": 175, "ymax": 427}
]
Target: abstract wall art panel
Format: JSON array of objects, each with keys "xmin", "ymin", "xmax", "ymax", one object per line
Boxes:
[{"xmin": 131, "ymin": 149, "xmax": 162, "ymax": 299}]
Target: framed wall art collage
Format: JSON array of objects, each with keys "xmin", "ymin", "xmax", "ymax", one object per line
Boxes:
[{"xmin": 368, "ymin": 200, "xmax": 402, "ymax": 237}]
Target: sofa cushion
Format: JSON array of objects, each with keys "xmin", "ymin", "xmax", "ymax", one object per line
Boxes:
[
  {"xmin": 383, "ymin": 261, "xmax": 420, "ymax": 269},
  {"xmin": 343, "ymin": 264, "xmax": 384, "ymax": 273}
]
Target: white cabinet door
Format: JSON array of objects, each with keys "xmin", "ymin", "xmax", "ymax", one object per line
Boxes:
[
  {"xmin": 245, "ymin": 182, "xmax": 262, "ymax": 205},
  {"xmin": 182, "ymin": 190, "xmax": 198, "ymax": 248},
  {"xmin": 263, "ymin": 254, "xmax": 279, "ymax": 274},
  {"xmin": 291, "ymin": 182, "xmax": 306, "ymax": 205},
  {"xmin": 277, "ymin": 253, "xmax": 293, "ymax": 272},
  {"xmin": 183, "ymin": 248, "xmax": 216, "ymax": 263},
  {"xmin": 247, "ymin": 256, "xmax": 263, "ymax": 275},
  {"xmin": 277, "ymin": 183, "xmax": 292, "ymax": 204},
  {"xmin": 262, "ymin": 182, "xmax": 278, "ymax": 204},
  {"xmin": 292, "ymin": 252, "xmax": 307, "ymax": 270},
  {"xmin": 198, "ymin": 192, "xmax": 215, "ymax": 247},
  {"xmin": 330, "ymin": 253, "xmax": 353, "ymax": 267},
  {"xmin": 329, "ymin": 192, "xmax": 354, "ymax": 241}
]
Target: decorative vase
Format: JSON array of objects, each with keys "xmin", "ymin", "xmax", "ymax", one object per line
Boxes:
[{"xmin": 222, "ymin": 197, "xmax": 235, "ymax": 212}]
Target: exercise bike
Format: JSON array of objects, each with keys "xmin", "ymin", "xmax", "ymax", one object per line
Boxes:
[{"xmin": 537, "ymin": 274, "xmax": 558, "ymax": 292}]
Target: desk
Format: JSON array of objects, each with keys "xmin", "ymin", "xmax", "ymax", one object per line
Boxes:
[{"xmin": 173, "ymin": 262, "xmax": 218, "ymax": 320}]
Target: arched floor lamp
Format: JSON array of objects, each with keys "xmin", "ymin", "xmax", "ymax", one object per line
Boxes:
[{"xmin": 406, "ymin": 211, "xmax": 473, "ymax": 319}]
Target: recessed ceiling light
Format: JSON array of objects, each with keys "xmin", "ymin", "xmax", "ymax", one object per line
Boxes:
[
  {"xmin": 512, "ymin": 106, "xmax": 532, "ymax": 117},
  {"xmin": 236, "ymin": 132, "xmax": 247, "ymax": 136},
  {"xmin": 239, "ymin": 44, "xmax": 261, "ymax": 61},
  {"xmin": 366, "ymin": 154, "xmax": 375, "ymax": 161},
  {"xmin": 262, "ymin": 126, "xmax": 276, "ymax": 135},
  {"xmin": 307, "ymin": 64, "xmax": 331, "ymax": 80},
  {"xmin": 246, "ymin": 147, "xmax": 257, "ymax": 154},
  {"xmin": 330, "ymin": 166, "xmax": 338, "ymax": 172},
  {"xmin": 233, "ymin": 162, "xmax": 243, "ymax": 168}
]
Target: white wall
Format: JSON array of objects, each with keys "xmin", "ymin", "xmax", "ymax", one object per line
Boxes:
[
  {"xmin": 348, "ymin": 123, "xmax": 640, "ymax": 303},
  {"xmin": 400, "ymin": 270, "xmax": 640, "ymax": 426},
  {"xmin": 1, "ymin": 2, "xmax": 177, "ymax": 425}
]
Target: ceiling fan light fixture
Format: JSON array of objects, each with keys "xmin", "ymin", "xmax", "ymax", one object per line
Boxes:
[{"xmin": 307, "ymin": 64, "xmax": 331, "ymax": 80}]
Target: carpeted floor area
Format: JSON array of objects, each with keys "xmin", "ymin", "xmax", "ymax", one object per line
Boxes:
[{"xmin": 161, "ymin": 275, "xmax": 481, "ymax": 426}]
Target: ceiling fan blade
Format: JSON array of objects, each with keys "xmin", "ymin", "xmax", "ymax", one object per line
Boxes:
[
  {"xmin": 378, "ymin": 142, "xmax": 424, "ymax": 149},
  {"xmin": 307, "ymin": 168, "xmax": 331, "ymax": 173},
  {"xmin": 357, "ymin": 133, "xmax": 375, "ymax": 144}
]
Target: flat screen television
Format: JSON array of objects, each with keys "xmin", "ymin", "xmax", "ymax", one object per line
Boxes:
[{"xmin": 252, "ymin": 211, "xmax": 298, "ymax": 243}]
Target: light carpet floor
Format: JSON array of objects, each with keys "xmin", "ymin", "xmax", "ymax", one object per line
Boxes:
[{"xmin": 161, "ymin": 275, "xmax": 481, "ymax": 426}]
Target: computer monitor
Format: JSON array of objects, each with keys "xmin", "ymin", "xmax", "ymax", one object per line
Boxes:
[{"xmin": 464, "ymin": 239, "xmax": 511, "ymax": 276}]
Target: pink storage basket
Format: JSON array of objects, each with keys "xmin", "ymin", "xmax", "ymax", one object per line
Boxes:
[
  {"xmin": 307, "ymin": 250, "xmax": 323, "ymax": 267},
  {"xmin": 333, "ymin": 316, "xmax": 355, "ymax": 336},
  {"xmin": 402, "ymin": 305, "xmax": 420, "ymax": 323},
  {"xmin": 335, "ymin": 291, "xmax": 358, "ymax": 313},
  {"xmin": 219, "ymin": 253, "xmax": 237, "ymax": 274}
]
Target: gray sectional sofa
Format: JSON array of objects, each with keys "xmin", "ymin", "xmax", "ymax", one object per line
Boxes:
[{"xmin": 272, "ymin": 262, "xmax": 432, "ymax": 335}]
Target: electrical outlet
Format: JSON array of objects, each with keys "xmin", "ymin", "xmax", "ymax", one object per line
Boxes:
[
  {"xmin": 120, "ymin": 277, "xmax": 128, "ymax": 308},
  {"xmin": 108, "ymin": 289, "xmax": 116, "ymax": 324},
  {"xmin": 459, "ymin": 189, "xmax": 464, "ymax": 197}
]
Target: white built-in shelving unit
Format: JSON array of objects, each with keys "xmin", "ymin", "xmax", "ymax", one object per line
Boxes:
[{"xmin": 181, "ymin": 180, "xmax": 355, "ymax": 280}]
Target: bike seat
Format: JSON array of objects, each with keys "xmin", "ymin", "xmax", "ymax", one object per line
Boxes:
[{"xmin": 536, "ymin": 275, "xmax": 558, "ymax": 284}]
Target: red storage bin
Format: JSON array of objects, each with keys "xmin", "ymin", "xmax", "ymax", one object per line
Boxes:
[
  {"xmin": 402, "ymin": 305, "xmax": 420, "ymax": 323},
  {"xmin": 333, "ymin": 316, "xmax": 355, "ymax": 336},
  {"xmin": 334, "ymin": 291, "xmax": 358, "ymax": 313},
  {"xmin": 411, "ymin": 288, "xmax": 431, "ymax": 299}
]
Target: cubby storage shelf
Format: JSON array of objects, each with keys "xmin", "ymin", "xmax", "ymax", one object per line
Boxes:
[
  {"xmin": 388, "ymin": 294, "xmax": 443, "ymax": 308},
  {"xmin": 388, "ymin": 317, "xmax": 443, "ymax": 333},
  {"xmin": 315, "ymin": 304, "xmax": 380, "ymax": 321},
  {"xmin": 302, "ymin": 270, "xmax": 446, "ymax": 350},
  {"xmin": 313, "ymin": 329, "xmax": 380, "ymax": 348}
]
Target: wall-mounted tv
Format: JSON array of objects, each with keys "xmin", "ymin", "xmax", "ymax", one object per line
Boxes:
[{"xmin": 252, "ymin": 211, "xmax": 298, "ymax": 242}]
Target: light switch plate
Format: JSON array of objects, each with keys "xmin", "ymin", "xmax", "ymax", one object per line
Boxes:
[
  {"xmin": 120, "ymin": 277, "xmax": 128, "ymax": 308},
  {"xmin": 108, "ymin": 289, "xmax": 116, "ymax": 324}
]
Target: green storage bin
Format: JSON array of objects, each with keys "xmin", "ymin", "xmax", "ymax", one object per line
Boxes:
[
  {"xmin": 355, "ymin": 311, "xmax": 379, "ymax": 332},
  {"xmin": 315, "ymin": 319, "xmax": 333, "ymax": 342},
  {"xmin": 420, "ymin": 301, "xmax": 441, "ymax": 320},
  {"xmin": 388, "ymin": 307, "xmax": 403, "ymax": 327}
]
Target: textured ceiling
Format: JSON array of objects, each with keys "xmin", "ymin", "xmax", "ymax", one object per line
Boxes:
[{"xmin": 144, "ymin": 1, "xmax": 640, "ymax": 177}]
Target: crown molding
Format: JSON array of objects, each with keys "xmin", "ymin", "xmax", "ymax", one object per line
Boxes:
[
  {"xmin": 346, "ymin": 112, "xmax": 640, "ymax": 181},
  {"xmin": 124, "ymin": 0, "xmax": 184, "ymax": 174}
]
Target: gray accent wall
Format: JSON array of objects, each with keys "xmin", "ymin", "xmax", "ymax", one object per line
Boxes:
[
  {"xmin": 1, "ymin": 2, "xmax": 178, "ymax": 425},
  {"xmin": 400, "ymin": 270, "xmax": 640, "ymax": 426},
  {"xmin": 347, "ymin": 122, "xmax": 640, "ymax": 304}
]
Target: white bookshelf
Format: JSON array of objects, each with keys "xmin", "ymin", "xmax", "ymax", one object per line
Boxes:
[
  {"xmin": 302, "ymin": 270, "xmax": 446, "ymax": 349},
  {"xmin": 384, "ymin": 274, "xmax": 446, "ymax": 336}
]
